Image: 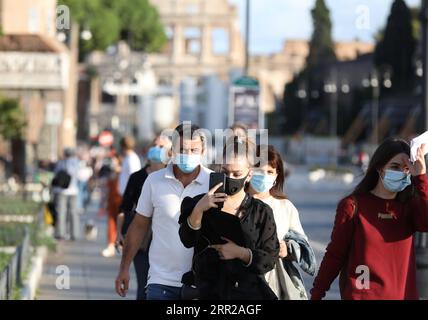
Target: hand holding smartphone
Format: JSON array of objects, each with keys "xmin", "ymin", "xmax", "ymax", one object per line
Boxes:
[{"xmin": 209, "ymin": 172, "xmax": 226, "ymax": 210}]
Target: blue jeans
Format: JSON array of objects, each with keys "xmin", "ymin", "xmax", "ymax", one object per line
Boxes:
[{"xmin": 146, "ymin": 284, "xmax": 182, "ymax": 300}]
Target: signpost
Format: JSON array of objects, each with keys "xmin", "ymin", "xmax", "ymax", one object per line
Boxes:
[
  {"xmin": 98, "ymin": 130, "xmax": 114, "ymax": 148},
  {"xmin": 229, "ymin": 76, "xmax": 262, "ymax": 130},
  {"xmin": 45, "ymin": 102, "xmax": 63, "ymax": 161}
]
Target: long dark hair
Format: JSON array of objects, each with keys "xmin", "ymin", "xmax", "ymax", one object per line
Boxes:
[
  {"xmin": 255, "ymin": 145, "xmax": 287, "ymax": 200},
  {"xmin": 351, "ymin": 138, "xmax": 414, "ymax": 202}
]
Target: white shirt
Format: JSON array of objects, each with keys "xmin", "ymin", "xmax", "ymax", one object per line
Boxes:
[
  {"xmin": 136, "ymin": 163, "xmax": 212, "ymax": 288},
  {"xmin": 262, "ymin": 197, "xmax": 306, "ymax": 298},
  {"xmin": 119, "ymin": 151, "xmax": 141, "ymax": 195},
  {"xmin": 261, "ymin": 197, "xmax": 306, "ymax": 240}
]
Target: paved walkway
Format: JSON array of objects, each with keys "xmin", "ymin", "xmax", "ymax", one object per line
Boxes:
[{"xmin": 37, "ymin": 192, "xmax": 137, "ymax": 300}]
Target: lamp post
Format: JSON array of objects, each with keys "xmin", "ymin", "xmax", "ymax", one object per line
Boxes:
[
  {"xmin": 371, "ymin": 71, "xmax": 380, "ymax": 146},
  {"xmin": 324, "ymin": 80, "xmax": 338, "ymax": 137},
  {"xmin": 362, "ymin": 71, "xmax": 382, "ymax": 146},
  {"xmin": 297, "ymin": 81, "xmax": 308, "ymax": 131},
  {"xmin": 244, "ymin": 0, "xmax": 250, "ymax": 76}
]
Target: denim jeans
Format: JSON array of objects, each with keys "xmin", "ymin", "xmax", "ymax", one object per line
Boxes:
[
  {"xmin": 146, "ymin": 284, "xmax": 182, "ymax": 300},
  {"xmin": 133, "ymin": 249, "xmax": 149, "ymax": 300},
  {"xmin": 54, "ymin": 193, "xmax": 79, "ymax": 240}
]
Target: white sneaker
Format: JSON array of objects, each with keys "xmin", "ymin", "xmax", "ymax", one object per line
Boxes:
[{"xmin": 101, "ymin": 245, "xmax": 115, "ymax": 258}]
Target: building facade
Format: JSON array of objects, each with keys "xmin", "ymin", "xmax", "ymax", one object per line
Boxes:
[{"xmin": 0, "ymin": 0, "xmax": 77, "ymax": 181}]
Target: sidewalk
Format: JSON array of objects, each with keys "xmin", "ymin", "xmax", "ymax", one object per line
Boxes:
[{"xmin": 37, "ymin": 192, "xmax": 137, "ymax": 300}]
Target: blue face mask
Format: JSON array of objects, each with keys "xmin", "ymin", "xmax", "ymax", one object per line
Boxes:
[
  {"xmin": 174, "ymin": 153, "xmax": 201, "ymax": 174},
  {"xmin": 381, "ymin": 169, "xmax": 411, "ymax": 193},
  {"xmin": 250, "ymin": 174, "xmax": 277, "ymax": 193},
  {"xmin": 147, "ymin": 146, "xmax": 166, "ymax": 163}
]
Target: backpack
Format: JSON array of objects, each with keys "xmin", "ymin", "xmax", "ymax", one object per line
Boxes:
[{"xmin": 52, "ymin": 160, "xmax": 72, "ymax": 189}]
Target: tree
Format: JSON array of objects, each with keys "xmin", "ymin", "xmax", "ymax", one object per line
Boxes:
[
  {"xmin": 0, "ymin": 97, "xmax": 26, "ymax": 182},
  {"xmin": 105, "ymin": 0, "xmax": 167, "ymax": 52},
  {"xmin": 306, "ymin": 0, "xmax": 336, "ymax": 70},
  {"xmin": 282, "ymin": 0, "xmax": 336, "ymax": 135},
  {"xmin": 0, "ymin": 97, "xmax": 26, "ymax": 140},
  {"xmin": 59, "ymin": 0, "xmax": 166, "ymax": 56},
  {"xmin": 374, "ymin": 0, "xmax": 416, "ymax": 93}
]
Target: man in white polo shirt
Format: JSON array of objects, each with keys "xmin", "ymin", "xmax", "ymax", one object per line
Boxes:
[{"xmin": 115, "ymin": 123, "xmax": 211, "ymax": 300}]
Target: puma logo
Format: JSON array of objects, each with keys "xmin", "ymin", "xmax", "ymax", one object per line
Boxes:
[{"xmin": 378, "ymin": 213, "xmax": 395, "ymax": 220}]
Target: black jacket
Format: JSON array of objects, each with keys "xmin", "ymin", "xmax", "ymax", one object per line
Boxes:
[
  {"xmin": 120, "ymin": 167, "xmax": 148, "ymax": 235},
  {"xmin": 178, "ymin": 193, "xmax": 279, "ymax": 300}
]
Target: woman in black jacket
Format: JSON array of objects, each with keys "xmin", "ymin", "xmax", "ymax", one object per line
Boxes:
[{"xmin": 178, "ymin": 136, "xmax": 279, "ymax": 300}]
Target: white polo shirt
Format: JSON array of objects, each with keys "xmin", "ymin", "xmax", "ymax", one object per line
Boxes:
[{"xmin": 136, "ymin": 163, "xmax": 212, "ymax": 288}]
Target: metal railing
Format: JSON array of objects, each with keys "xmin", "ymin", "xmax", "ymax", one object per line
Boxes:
[{"xmin": 0, "ymin": 227, "xmax": 31, "ymax": 300}]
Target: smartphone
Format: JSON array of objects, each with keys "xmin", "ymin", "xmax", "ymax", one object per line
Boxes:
[{"xmin": 209, "ymin": 172, "xmax": 226, "ymax": 209}]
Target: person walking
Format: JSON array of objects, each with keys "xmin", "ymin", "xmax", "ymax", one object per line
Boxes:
[
  {"xmin": 52, "ymin": 148, "xmax": 80, "ymax": 240},
  {"xmin": 178, "ymin": 136, "xmax": 279, "ymax": 300},
  {"xmin": 247, "ymin": 145, "xmax": 315, "ymax": 300},
  {"xmin": 115, "ymin": 123, "xmax": 211, "ymax": 300},
  {"xmin": 102, "ymin": 153, "xmax": 122, "ymax": 257},
  {"xmin": 119, "ymin": 136, "xmax": 142, "ymax": 196},
  {"xmin": 115, "ymin": 135, "xmax": 171, "ymax": 299},
  {"xmin": 311, "ymin": 139, "xmax": 428, "ymax": 300}
]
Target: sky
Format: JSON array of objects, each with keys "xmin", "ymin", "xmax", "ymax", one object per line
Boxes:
[{"xmin": 228, "ymin": 0, "xmax": 420, "ymax": 54}]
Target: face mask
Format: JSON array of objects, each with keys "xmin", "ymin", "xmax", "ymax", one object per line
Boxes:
[
  {"xmin": 147, "ymin": 146, "xmax": 166, "ymax": 163},
  {"xmin": 381, "ymin": 169, "xmax": 411, "ymax": 193},
  {"xmin": 174, "ymin": 153, "xmax": 201, "ymax": 174},
  {"xmin": 225, "ymin": 174, "xmax": 248, "ymax": 196},
  {"xmin": 250, "ymin": 174, "xmax": 277, "ymax": 193}
]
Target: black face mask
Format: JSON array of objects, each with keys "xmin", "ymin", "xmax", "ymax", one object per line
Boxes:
[{"xmin": 225, "ymin": 175, "xmax": 248, "ymax": 196}]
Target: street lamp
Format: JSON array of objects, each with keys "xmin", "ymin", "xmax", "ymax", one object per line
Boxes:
[
  {"xmin": 323, "ymin": 79, "xmax": 338, "ymax": 137},
  {"xmin": 296, "ymin": 81, "xmax": 308, "ymax": 132},
  {"xmin": 244, "ymin": 0, "xmax": 250, "ymax": 76},
  {"xmin": 362, "ymin": 71, "xmax": 381, "ymax": 145}
]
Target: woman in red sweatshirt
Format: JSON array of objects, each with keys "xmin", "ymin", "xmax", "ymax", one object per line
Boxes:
[{"xmin": 311, "ymin": 139, "xmax": 428, "ymax": 300}]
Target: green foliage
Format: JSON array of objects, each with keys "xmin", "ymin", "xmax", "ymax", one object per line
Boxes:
[
  {"xmin": 374, "ymin": 0, "xmax": 416, "ymax": 93},
  {"xmin": 0, "ymin": 223, "xmax": 26, "ymax": 246},
  {"xmin": 0, "ymin": 252, "xmax": 12, "ymax": 271},
  {"xmin": 105, "ymin": 0, "xmax": 167, "ymax": 52},
  {"xmin": 82, "ymin": 7, "xmax": 120, "ymax": 53},
  {"xmin": 59, "ymin": 0, "xmax": 167, "ymax": 55},
  {"xmin": 306, "ymin": 0, "xmax": 336, "ymax": 69},
  {"xmin": 0, "ymin": 197, "xmax": 41, "ymax": 216},
  {"xmin": 0, "ymin": 97, "xmax": 26, "ymax": 140}
]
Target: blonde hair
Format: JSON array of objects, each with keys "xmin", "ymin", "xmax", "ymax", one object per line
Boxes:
[{"xmin": 223, "ymin": 135, "xmax": 256, "ymax": 167}]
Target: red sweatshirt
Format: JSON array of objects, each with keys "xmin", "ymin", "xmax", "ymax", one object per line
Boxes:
[{"xmin": 311, "ymin": 174, "xmax": 428, "ymax": 300}]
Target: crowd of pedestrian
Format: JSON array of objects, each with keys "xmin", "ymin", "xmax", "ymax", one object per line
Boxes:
[{"xmin": 42, "ymin": 121, "xmax": 428, "ymax": 301}]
